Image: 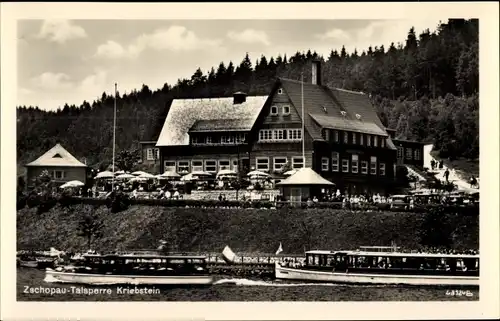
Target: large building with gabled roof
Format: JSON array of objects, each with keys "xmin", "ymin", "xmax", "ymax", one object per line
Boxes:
[
  {"xmin": 154, "ymin": 61, "xmax": 399, "ymax": 195},
  {"xmin": 25, "ymin": 143, "xmax": 88, "ymax": 188}
]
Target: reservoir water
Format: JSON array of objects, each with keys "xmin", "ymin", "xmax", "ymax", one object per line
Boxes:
[{"xmin": 16, "ymin": 268, "xmax": 478, "ymax": 301}]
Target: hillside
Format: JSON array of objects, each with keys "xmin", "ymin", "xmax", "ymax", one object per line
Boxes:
[
  {"xmin": 16, "ymin": 19, "xmax": 478, "ymax": 172},
  {"xmin": 17, "ymin": 204, "xmax": 479, "ymax": 253}
]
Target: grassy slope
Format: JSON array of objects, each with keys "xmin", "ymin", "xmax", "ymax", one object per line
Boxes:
[{"xmin": 17, "ymin": 204, "xmax": 479, "ymax": 253}]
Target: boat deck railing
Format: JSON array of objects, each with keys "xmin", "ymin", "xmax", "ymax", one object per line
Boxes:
[{"xmin": 99, "ymin": 250, "xmax": 304, "ymax": 265}]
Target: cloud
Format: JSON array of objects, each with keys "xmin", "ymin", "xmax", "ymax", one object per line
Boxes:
[
  {"xmin": 79, "ymin": 70, "xmax": 108, "ymax": 93},
  {"xmin": 30, "ymin": 72, "xmax": 73, "ymax": 90},
  {"xmin": 36, "ymin": 20, "xmax": 87, "ymax": 44},
  {"xmin": 315, "ymin": 28, "xmax": 351, "ymax": 41},
  {"xmin": 95, "ymin": 40, "xmax": 128, "ymax": 59},
  {"xmin": 94, "ymin": 25, "xmax": 222, "ymax": 59},
  {"xmin": 227, "ymin": 29, "xmax": 271, "ymax": 46}
]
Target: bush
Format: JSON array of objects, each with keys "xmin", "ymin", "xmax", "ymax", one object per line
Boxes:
[
  {"xmin": 107, "ymin": 192, "xmax": 131, "ymax": 213},
  {"xmin": 36, "ymin": 196, "xmax": 58, "ymax": 215}
]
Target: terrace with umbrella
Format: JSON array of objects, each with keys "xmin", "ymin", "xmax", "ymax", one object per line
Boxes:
[{"xmin": 276, "ymin": 167, "xmax": 335, "ymax": 203}]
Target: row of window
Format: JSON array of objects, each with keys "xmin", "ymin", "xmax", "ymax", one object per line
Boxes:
[
  {"xmin": 322, "ymin": 153, "xmax": 386, "ymax": 175},
  {"xmin": 397, "ymin": 146, "xmax": 421, "ymax": 160},
  {"xmin": 164, "ymin": 159, "xmax": 241, "ymax": 174},
  {"xmin": 146, "ymin": 148, "xmax": 160, "ymax": 161},
  {"xmin": 256, "ymin": 156, "xmax": 304, "ymax": 172},
  {"xmin": 163, "ymin": 155, "xmax": 386, "ymax": 175},
  {"xmin": 321, "ymin": 129, "xmax": 386, "ymax": 148},
  {"xmin": 258, "ymin": 129, "xmax": 302, "ymax": 142},
  {"xmin": 163, "ymin": 157, "xmax": 304, "ymax": 174},
  {"xmin": 191, "ymin": 133, "xmax": 247, "ymax": 145}
]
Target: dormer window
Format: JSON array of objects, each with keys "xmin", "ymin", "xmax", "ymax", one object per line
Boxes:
[
  {"xmin": 270, "ymin": 105, "xmax": 278, "ymax": 116},
  {"xmin": 282, "ymin": 105, "xmax": 290, "ymax": 115},
  {"xmin": 52, "ymin": 153, "xmax": 63, "ymax": 158},
  {"xmin": 340, "ymin": 111, "xmax": 347, "ymax": 117},
  {"xmin": 322, "ymin": 129, "xmax": 330, "ymax": 141},
  {"xmin": 355, "ymin": 114, "xmax": 361, "ymax": 120},
  {"xmin": 278, "ymin": 88, "xmax": 283, "ymax": 95}
]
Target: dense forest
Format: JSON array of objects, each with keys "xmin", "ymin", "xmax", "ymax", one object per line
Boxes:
[{"xmin": 17, "ymin": 19, "xmax": 478, "ymax": 172}]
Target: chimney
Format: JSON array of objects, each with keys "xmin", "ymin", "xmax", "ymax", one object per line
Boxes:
[
  {"xmin": 233, "ymin": 91, "xmax": 247, "ymax": 104},
  {"xmin": 311, "ymin": 60, "xmax": 322, "ymax": 85}
]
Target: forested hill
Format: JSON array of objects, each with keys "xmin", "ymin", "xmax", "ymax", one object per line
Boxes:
[{"xmin": 17, "ymin": 19, "xmax": 478, "ymax": 171}]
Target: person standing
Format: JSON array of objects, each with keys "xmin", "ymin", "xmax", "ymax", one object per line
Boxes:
[{"xmin": 444, "ymin": 169, "xmax": 450, "ymax": 183}]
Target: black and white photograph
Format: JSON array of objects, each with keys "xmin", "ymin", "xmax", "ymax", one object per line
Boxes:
[{"xmin": 1, "ymin": 2, "xmax": 499, "ymax": 320}]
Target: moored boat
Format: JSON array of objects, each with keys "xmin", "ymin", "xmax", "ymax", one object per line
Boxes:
[
  {"xmin": 45, "ymin": 253, "xmax": 214, "ymax": 286},
  {"xmin": 275, "ymin": 246, "xmax": 479, "ymax": 286},
  {"xmin": 17, "ymin": 251, "xmax": 59, "ymax": 269}
]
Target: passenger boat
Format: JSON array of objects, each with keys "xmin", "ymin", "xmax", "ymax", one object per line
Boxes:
[
  {"xmin": 275, "ymin": 246, "xmax": 479, "ymax": 286},
  {"xmin": 17, "ymin": 252, "xmax": 59, "ymax": 269},
  {"xmin": 45, "ymin": 253, "xmax": 214, "ymax": 286}
]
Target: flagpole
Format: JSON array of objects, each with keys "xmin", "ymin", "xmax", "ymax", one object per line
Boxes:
[
  {"xmin": 112, "ymin": 83, "xmax": 117, "ymax": 191},
  {"xmin": 301, "ymin": 72, "xmax": 305, "ymax": 168}
]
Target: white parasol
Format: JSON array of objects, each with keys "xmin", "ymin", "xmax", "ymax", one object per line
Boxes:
[
  {"xmin": 247, "ymin": 170, "xmax": 270, "ymax": 178},
  {"xmin": 95, "ymin": 171, "xmax": 114, "ymax": 179},
  {"xmin": 159, "ymin": 171, "xmax": 181, "ymax": 179},
  {"xmin": 138, "ymin": 172, "xmax": 156, "ymax": 179},
  {"xmin": 59, "ymin": 180, "xmax": 85, "ymax": 189},
  {"xmin": 191, "ymin": 170, "xmax": 213, "ymax": 177},
  {"xmin": 216, "ymin": 169, "xmax": 237, "ymax": 177},
  {"xmin": 180, "ymin": 173, "xmax": 196, "ymax": 181},
  {"xmin": 283, "ymin": 169, "xmax": 298, "ymax": 176},
  {"xmin": 116, "ymin": 173, "xmax": 135, "ymax": 180},
  {"xmin": 130, "ymin": 176, "xmax": 148, "ymax": 182}
]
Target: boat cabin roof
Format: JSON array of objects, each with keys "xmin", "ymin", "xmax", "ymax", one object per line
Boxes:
[
  {"xmin": 305, "ymin": 250, "xmax": 479, "ymax": 259},
  {"xmin": 83, "ymin": 254, "xmax": 207, "ymax": 260}
]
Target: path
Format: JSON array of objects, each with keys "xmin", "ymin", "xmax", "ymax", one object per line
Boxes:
[{"xmin": 423, "ymin": 144, "xmax": 476, "ymax": 191}]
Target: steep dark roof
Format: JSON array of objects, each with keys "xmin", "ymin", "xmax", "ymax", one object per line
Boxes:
[
  {"xmin": 189, "ymin": 118, "xmax": 254, "ymax": 132},
  {"xmin": 278, "ymin": 78, "xmax": 396, "ymax": 150}
]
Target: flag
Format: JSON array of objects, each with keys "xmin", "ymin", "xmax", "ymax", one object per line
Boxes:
[
  {"xmin": 222, "ymin": 245, "xmax": 237, "ymax": 264},
  {"xmin": 275, "ymin": 242, "xmax": 283, "ymax": 255}
]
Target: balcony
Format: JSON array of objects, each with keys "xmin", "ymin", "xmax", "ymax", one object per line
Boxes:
[
  {"xmin": 258, "ymin": 138, "xmax": 302, "ymax": 144},
  {"xmin": 191, "ymin": 142, "xmax": 248, "ymax": 147}
]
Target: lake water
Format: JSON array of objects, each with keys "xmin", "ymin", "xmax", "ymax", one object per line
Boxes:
[{"xmin": 17, "ymin": 268, "xmax": 478, "ymax": 301}]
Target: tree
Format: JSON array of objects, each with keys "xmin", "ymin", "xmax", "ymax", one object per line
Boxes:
[
  {"xmin": 77, "ymin": 208, "xmax": 104, "ymax": 251},
  {"xmin": 115, "ymin": 148, "xmax": 140, "ymax": 172}
]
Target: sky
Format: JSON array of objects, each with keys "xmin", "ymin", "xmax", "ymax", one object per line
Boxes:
[{"xmin": 17, "ymin": 19, "xmax": 447, "ymax": 111}]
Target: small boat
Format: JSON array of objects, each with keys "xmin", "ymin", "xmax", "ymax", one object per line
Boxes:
[
  {"xmin": 45, "ymin": 253, "xmax": 214, "ymax": 286},
  {"xmin": 17, "ymin": 252, "xmax": 59, "ymax": 269},
  {"xmin": 275, "ymin": 246, "xmax": 479, "ymax": 286},
  {"xmin": 19, "ymin": 259, "xmax": 39, "ymax": 268}
]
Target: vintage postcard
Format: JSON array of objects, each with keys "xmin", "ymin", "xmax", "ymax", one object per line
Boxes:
[{"xmin": 1, "ymin": 2, "xmax": 499, "ymax": 320}]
